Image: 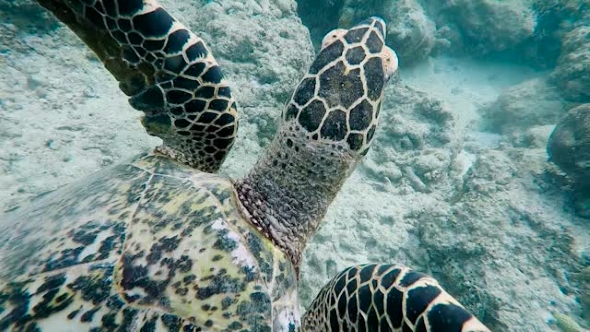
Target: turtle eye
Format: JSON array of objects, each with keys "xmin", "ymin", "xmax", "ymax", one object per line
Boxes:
[
  {"xmin": 382, "ymin": 46, "xmax": 398, "ymax": 82},
  {"xmin": 321, "ymin": 29, "xmax": 347, "ymax": 50}
]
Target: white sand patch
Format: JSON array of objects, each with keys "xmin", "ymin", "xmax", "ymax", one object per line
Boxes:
[{"xmin": 401, "ymin": 55, "xmax": 540, "ymax": 129}]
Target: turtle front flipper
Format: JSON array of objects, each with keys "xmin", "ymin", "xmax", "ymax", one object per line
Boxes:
[
  {"xmin": 302, "ymin": 264, "xmax": 491, "ymax": 332},
  {"xmin": 36, "ymin": 0, "xmax": 238, "ymax": 172}
]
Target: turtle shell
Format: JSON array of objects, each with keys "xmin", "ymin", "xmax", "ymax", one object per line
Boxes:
[{"xmin": 0, "ymin": 153, "xmax": 299, "ymax": 331}]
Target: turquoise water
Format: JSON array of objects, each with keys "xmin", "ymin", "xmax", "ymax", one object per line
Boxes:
[{"xmin": 0, "ymin": 0, "xmax": 588, "ymax": 331}]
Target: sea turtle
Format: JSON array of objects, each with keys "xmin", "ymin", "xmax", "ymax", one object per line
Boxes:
[{"xmin": 0, "ymin": 0, "xmax": 491, "ymax": 331}]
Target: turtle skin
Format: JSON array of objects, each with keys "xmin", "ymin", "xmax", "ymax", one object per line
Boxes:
[{"xmin": 0, "ymin": 153, "xmax": 298, "ymax": 331}]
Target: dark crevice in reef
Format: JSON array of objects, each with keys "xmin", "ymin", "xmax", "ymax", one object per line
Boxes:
[{"xmin": 295, "ymin": 0, "xmax": 345, "ymax": 50}]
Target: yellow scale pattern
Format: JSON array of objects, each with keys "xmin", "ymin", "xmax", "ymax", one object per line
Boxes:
[{"xmin": 0, "ymin": 154, "xmax": 297, "ymax": 331}]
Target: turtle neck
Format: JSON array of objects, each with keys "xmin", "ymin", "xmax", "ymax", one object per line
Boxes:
[{"xmin": 234, "ymin": 129, "xmax": 356, "ymax": 275}]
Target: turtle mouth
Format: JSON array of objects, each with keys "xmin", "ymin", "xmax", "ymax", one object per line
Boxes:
[{"xmin": 383, "ymin": 45, "xmax": 399, "ymax": 82}]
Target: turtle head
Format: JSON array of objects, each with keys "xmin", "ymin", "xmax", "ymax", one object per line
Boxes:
[
  {"xmin": 237, "ymin": 17, "xmax": 397, "ymax": 273},
  {"xmin": 282, "ymin": 16, "xmax": 397, "ymax": 159}
]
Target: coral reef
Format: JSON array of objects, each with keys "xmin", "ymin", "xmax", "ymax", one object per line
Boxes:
[
  {"xmin": 367, "ymin": 80, "xmax": 456, "ymax": 193},
  {"xmin": 522, "ymin": 0, "xmax": 584, "ymax": 69},
  {"xmin": 552, "ymin": 260, "xmax": 589, "ymax": 330},
  {"xmin": 571, "ymin": 266, "xmax": 590, "ymax": 325},
  {"xmin": 426, "ymin": 0, "xmax": 535, "ymax": 56},
  {"xmin": 547, "ymin": 104, "xmax": 590, "ymax": 219},
  {"xmin": 480, "ymin": 78, "xmax": 571, "ymax": 135},
  {"xmin": 294, "ymin": 0, "xmax": 590, "ymax": 77},
  {"xmin": 549, "ymin": 25, "xmax": 590, "ymax": 103},
  {"xmin": 340, "ymin": 0, "xmax": 436, "ymax": 66}
]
